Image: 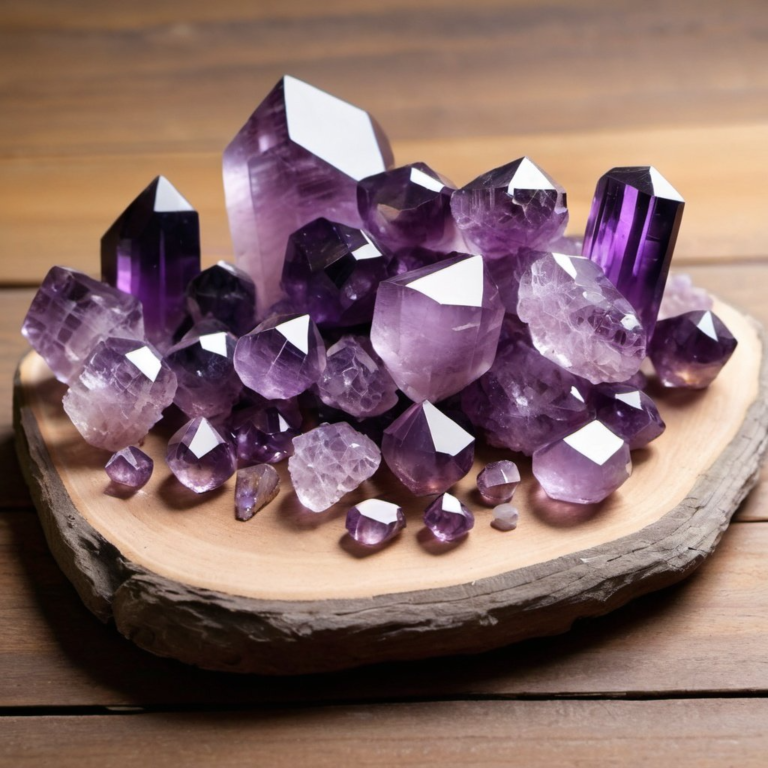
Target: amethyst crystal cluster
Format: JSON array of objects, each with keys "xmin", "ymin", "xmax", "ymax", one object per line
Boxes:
[{"xmin": 22, "ymin": 77, "xmax": 738, "ymax": 548}]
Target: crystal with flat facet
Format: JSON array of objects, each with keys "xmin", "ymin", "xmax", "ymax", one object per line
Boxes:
[
  {"xmin": 477, "ymin": 460, "xmax": 521, "ymax": 505},
  {"xmin": 234, "ymin": 463, "xmax": 280, "ymax": 521},
  {"xmin": 423, "ymin": 492, "xmax": 474, "ymax": 542},
  {"xmin": 167, "ymin": 417, "xmax": 236, "ymax": 493},
  {"xmin": 491, "ymin": 504, "xmax": 519, "ymax": 531},
  {"xmin": 186, "ymin": 261, "xmax": 257, "ymax": 337},
  {"xmin": 231, "ymin": 397, "xmax": 302, "ymax": 466},
  {"xmin": 105, "ymin": 446, "xmax": 153, "ymax": 489},
  {"xmin": 593, "ymin": 383, "xmax": 665, "ymax": 450},
  {"xmin": 658, "ymin": 273, "xmax": 713, "ymax": 321},
  {"xmin": 345, "ymin": 499, "xmax": 406, "ymax": 546}
]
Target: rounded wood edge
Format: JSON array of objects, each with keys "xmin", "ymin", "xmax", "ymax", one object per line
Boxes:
[{"xmin": 13, "ymin": 315, "xmax": 768, "ymax": 676}]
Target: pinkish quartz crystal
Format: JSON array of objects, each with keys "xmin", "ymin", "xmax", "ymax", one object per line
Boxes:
[
  {"xmin": 593, "ymin": 383, "xmax": 665, "ymax": 450},
  {"xmin": 105, "ymin": 446, "xmax": 153, "ymax": 489},
  {"xmin": 657, "ymin": 273, "xmax": 713, "ymax": 321},
  {"xmin": 477, "ymin": 460, "xmax": 520, "ymax": 505},
  {"xmin": 167, "ymin": 417, "xmax": 236, "ymax": 493},
  {"xmin": 423, "ymin": 492, "xmax": 474, "ymax": 542},
  {"xmin": 345, "ymin": 499, "xmax": 406, "ymax": 546},
  {"xmin": 234, "ymin": 463, "xmax": 280, "ymax": 521},
  {"xmin": 491, "ymin": 504, "xmax": 519, "ymax": 531}
]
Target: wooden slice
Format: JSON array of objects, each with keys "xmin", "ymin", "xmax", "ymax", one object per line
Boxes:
[{"xmin": 13, "ymin": 299, "xmax": 768, "ymax": 676}]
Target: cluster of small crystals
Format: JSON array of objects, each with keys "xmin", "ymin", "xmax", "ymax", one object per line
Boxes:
[{"xmin": 21, "ymin": 77, "xmax": 740, "ymax": 544}]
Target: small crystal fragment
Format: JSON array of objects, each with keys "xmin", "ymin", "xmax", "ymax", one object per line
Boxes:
[
  {"xmin": 105, "ymin": 446, "xmax": 153, "ymax": 489},
  {"xmin": 234, "ymin": 464, "xmax": 280, "ymax": 521},
  {"xmin": 477, "ymin": 460, "xmax": 521, "ymax": 505},
  {"xmin": 491, "ymin": 504, "xmax": 519, "ymax": 531},
  {"xmin": 593, "ymin": 383, "xmax": 665, "ymax": 450},
  {"xmin": 658, "ymin": 273, "xmax": 713, "ymax": 321},
  {"xmin": 288, "ymin": 422, "xmax": 381, "ymax": 512},
  {"xmin": 166, "ymin": 417, "xmax": 236, "ymax": 493},
  {"xmin": 423, "ymin": 492, "xmax": 474, "ymax": 542},
  {"xmin": 345, "ymin": 498, "xmax": 406, "ymax": 546},
  {"xmin": 186, "ymin": 261, "xmax": 257, "ymax": 336}
]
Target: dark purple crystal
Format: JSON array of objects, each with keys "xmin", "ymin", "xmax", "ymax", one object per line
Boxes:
[
  {"xmin": 186, "ymin": 261, "xmax": 257, "ymax": 337},
  {"xmin": 592, "ymin": 383, "xmax": 665, "ymax": 450},
  {"xmin": 231, "ymin": 398, "xmax": 302, "ymax": 466}
]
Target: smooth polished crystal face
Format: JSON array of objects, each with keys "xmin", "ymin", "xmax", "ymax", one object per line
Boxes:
[
  {"xmin": 101, "ymin": 176, "xmax": 200, "ymax": 348},
  {"xmin": 451, "ymin": 157, "xmax": 568, "ymax": 259},
  {"xmin": 658, "ymin": 273, "xmax": 713, "ymax": 322},
  {"xmin": 649, "ymin": 310, "xmax": 737, "ymax": 389},
  {"xmin": 593, "ymin": 383, "xmax": 665, "ymax": 450},
  {"xmin": 345, "ymin": 498, "xmax": 406, "ymax": 546},
  {"xmin": 371, "ymin": 253, "xmax": 504, "ymax": 403},
  {"xmin": 382, "ymin": 401, "xmax": 475, "ymax": 496},
  {"xmin": 357, "ymin": 162, "xmax": 457, "ymax": 251},
  {"xmin": 105, "ymin": 446, "xmax": 153, "ymax": 489},
  {"xmin": 582, "ymin": 166, "xmax": 685, "ymax": 338},
  {"xmin": 477, "ymin": 460, "xmax": 521, "ymax": 505},
  {"xmin": 63, "ymin": 338, "xmax": 177, "ymax": 451},
  {"xmin": 387, "ymin": 246, "xmax": 448, "ymax": 277},
  {"xmin": 231, "ymin": 398, "xmax": 303, "ymax": 466},
  {"xmin": 423, "ymin": 492, "xmax": 474, "ymax": 542},
  {"xmin": 288, "ymin": 422, "xmax": 381, "ymax": 512},
  {"xmin": 234, "ymin": 313, "xmax": 326, "ymax": 400},
  {"xmin": 281, "ymin": 218, "xmax": 390, "ymax": 327},
  {"xmin": 532, "ymin": 419, "xmax": 632, "ymax": 504},
  {"xmin": 186, "ymin": 261, "xmax": 257, "ymax": 337},
  {"xmin": 165, "ymin": 320, "xmax": 242, "ymax": 419},
  {"xmin": 22, "ymin": 266, "xmax": 145, "ymax": 384},
  {"xmin": 491, "ymin": 503, "xmax": 519, "ymax": 531},
  {"xmin": 223, "ymin": 76, "xmax": 394, "ymax": 311},
  {"xmin": 166, "ymin": 417, "xmax": 236, "ymax": 493},
  {"xmin": 517, "ymin": 252, "xmax": 647, "ymax": 384},
  {"xmin": 235, "ymin": 463, "xmax": 280, "ymax": 521}
]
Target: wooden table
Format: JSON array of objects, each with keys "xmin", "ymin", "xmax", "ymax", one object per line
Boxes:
[{"xmin": 2, "ymin": 2, "xmax": 768, "ymax": 765}]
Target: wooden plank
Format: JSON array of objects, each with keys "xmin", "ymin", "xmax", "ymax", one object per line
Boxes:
[{"xmin": 2, "ymin": 699, "xmax": 768, "ymax": 767}]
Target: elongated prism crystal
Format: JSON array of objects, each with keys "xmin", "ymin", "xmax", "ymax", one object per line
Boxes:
[{"xmin": 582, "ymin": 166, "xmax": 684, "ymax": 338}]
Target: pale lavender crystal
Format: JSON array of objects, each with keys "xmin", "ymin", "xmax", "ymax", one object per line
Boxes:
[
  {"xmin": 382, "ymin": 401, "xmax": 475, "ymax": 496},
  {"xmin": 235, "ymin": 464, "xmax": 280, "ymax": 521},
  {"xmin": 223, "ymin": 75, "xmax": 393, "ymax": 311},
  {"xmin": 423, "ymin": 492, "xmax": 474, "ymax": 542},
  {"xmin": 234, "ymin": 313, "xmax": 326, "ymax": 400},
  {"xmin": 658, "ymin": 273, "xmax": 713, "ymax": 321},
  {"xmin": 486, "ymin": 248, "xmax": 547, "ymax": 315},
  {"xmin": 105, "ymin": 446, "xmax": 153, "ymax": 489},
  {"xmin": 582, "ymin": 166, "xmax": 685, "ymax": 338},
  {"xmin": 345, "ymin": 499, "xmax": 406, "ymax": 546},
  {"xmin": 231, "ymin": 398, "xmax": 302, "ymax": 466},
  {"xmin": 649, "ymin": 310, "xmax": 737, "ymax": 389},
  {"xmin": 63, "ymin": 338, "xmax": 177, "ymax": 451},
  {"xmin": 165, "ymin": 321, "xmax": 241, "ymax": 419},
  {"xmin": 22, "ymin": 266, "xmax": 144, "ymax": 384},
  {"xmin": 548, "ymin": 234, "xmax": 583, "ymax": 256},
  {"xmin": 186, "ymin": 261, "xmax": 257, "ymax": 337},
  {"xmin": 167, "ymin": 417, "xmax": 236, "ymax": 493},
  {"xmin": 101, "ymin": 176, "xmax": 200, "ymax": 348},
  {"xmin": 288, "ymin": 422, "xmax": 381, "ymax": 512},
  {"xmin": 593, "ymin": 383, "xmax": 665, "ymax": 450},
  {"xmin": 462, "ymin": 336, "xmax": 594, "ymax": 456},
  {"xmin": 371, "ymin": 253, "xmax": 504, "ymax": 403},
  {"xmin": 491, "ymin": 504, "xmax": 519, "ymax": 531},
  {"xmin": 477, "ymin": 460, "xmax": 521, "ymax": 505},
  {"xmin": 316, "ymin": 336, "xmax": 399, "ymax": 419},
  {"xmin": 532, "ymin": 419, "xmax": 632, "ymax": 504},
  {"xmin": 450, "ymin": 157, "xmax": 568, "ymax": 259},
  {"xmin": 517, "ymin": 252, "xmax": 646, "ymax": 384}
]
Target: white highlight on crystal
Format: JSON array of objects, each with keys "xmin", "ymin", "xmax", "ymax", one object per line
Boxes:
[
  {"xmin": 616, "ymin": 390, "xmax": 643, "ymax": 410},
  {"xmin": 552, "ymin": 252, "xmax": 579, "ymax": 278},
  {"xmin": 407, "ymin": 254, "xmax": 484, "ymax": 308},
  {"xmin": 125, "ymin": 346, "xmax": 162, "ymax": 382},
  {"xmin": 277, "ymin": 314, "xmax": 310, "ymax": 354},
  {"xmin": 649, "ymin": 166, "xmax": 684, "ymax": 203},
  {"xmin": 441, "ymin": 492, "xmax": 464, "ymax": 515},
  {"xmin": 697, "ymin": 311, "xmax": 718, "ymax": 340},
  {"xmin": 409, "ymin": 166, "xmax": 444, "ymax": 193},
  {"xmin": 621, "ymin": 313, "xmax": 642, "ymax": 331},
  {"xmin": 153, "ymin": 176, "xmax": 194, "ymax": 212},
  {"xmin": 356, "ymin": 498, "xmax": 402, "ymax": 524},
  {"xmin": 564, "ymin": 420, "xmax": 625, "ymax": 466},
  {"xmin": 423, "ymin": 401, "xmax": 474, "ymax": 456},
  {"xmin": 188, "ymin": 418, "xmax": 224, "ymax": 459},
  {"xmin": 199, "ymin": 332, "xmax": 230, "ymax": 357},
  {"xmin": 507, "ymin": 157, "xmax": 555, "ymax": 193},
  {"xmin": 352, "ymin": 232, "xmax": 382, "ymax": 261}
]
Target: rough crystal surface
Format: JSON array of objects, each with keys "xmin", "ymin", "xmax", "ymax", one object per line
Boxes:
[
  {"xmin": 371, "ymin": 253, "xmax": 504, "ymax": 402},
  {"xmin": 186, "ymin": 261, "xmax": 257, "ymax": 336},
  {"xmin": 491, "ymin": 504, "xmax": 519, "ymax": 531},
  {"xmin": 288, "ymin": 422, "xmax": 381, "ymax": 512},
  {"xmin": 223, "ymin": 76, "xmax": 393, "ymax": 311},
  {"xmin": 345, "ymin": 499, "xmax": 406, "ymax": 546},
  {"xmin": 63, "ymin": 338, "xmax": 177, "ymax": 451},
  {"xmin": 593, "ymin": 383, "xmax": 665, "ymax": 450},
  {"xmin": 517, "ymin": 252, "xmax": 646, "ymax": 384},
  {"xmin": 423, "ymin": 492, "xmax": 474, "ymax": 542},
  {"xmin": 486, "ymin": 247, "xmax": 547, "ymax": 315},
  {"xmin": 105, "ymin": 446, "xmax": 153, "ymax": 489},
  {"xmin": 167, "ymin": 417, "xmax": 236, "ymax": 493},
  {"xmin": 235, "ymin": 463, "xmax": 280, "ymax": 521},
  {"xmin": 231, "ymin": 397, "xmax": 302, "ymax": 466},
  {"xmin": 658, "ymin": 273, "xmax": 713, "ymax": 321},
  {"xmin": 477, "ymin": 460, "xmax": 521, "ymax": 505},
  {"xmin": 22, "ymin": 266, "xmax": 145, "ymax": 384}
]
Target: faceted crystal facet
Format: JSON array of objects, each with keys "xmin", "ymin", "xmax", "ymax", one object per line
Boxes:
[
  {"xmin": 582, "ymin": 166, "xmax": 685, "ymax": 338},
  {"xmin": 281, "ymin": 218, "xmax": 390, "ymax": 327},
  {"xmin": 649, "ymin": 310, "xmax": 738, "ymax": 389},
  {"xmin": 486, "ymin": 247, "xmax": 547, "ymax": 315},
  {"xmin": 491, "ymin": 504, "xmax": 519, "ymax": 531},
  {"xmin": 387, "ymin": 246, "xmax": 448, "ymax": 278},
  {"xmin": 371, "ymin": 253, "xmax": 504, "ymax": 402},
  {"xmin": 532, "ymin": 419, "xmax": 632, "ymax": 504},
  {"xmin": 382, "ymin": 401, "xmax": 475, "ymax": 496},
  {"xmin": 22, "ymin": 266, "xmax": 144, "ymax": 384},
  {"xmin": 166, "ymin": 417, "xmax": 236, "ymax": 493},
  {"xmin": 223, "ymin": 76, "xmax": 394, "ymax": 310},
  {"xmin": 477, "ymin": 460, "xmax": 521, "ymax": 505},
  {"xmin": 288, "ymin": 422, "xmax": 381, "ymax": 512},
  {"xmin": 165, "ymin": 320, "xmax": 242, "ymax": 419},
  {"xmin": 101, "ymin": 176, "xmax": 201, "ymax": 347},
  {"xmin": 234, "ymin": 463, "xmax": 280, "ymax": 521},
  {"xmin": 231, "ymin": 398, "xmax": 302, "ymax": 465},
  {"xmin": 658, "ymin": 273, "xmax": 713, "ymax": 321},
  {"xmin": 423, "ymin": 492, "xmax": 474, "ymax": 542},
  {"xmin": 105, "ymin": 446, "xmax": 153, "ymax": 489},
  {"xmin": 316, "ymin": 335, "xmax": 399, "ymax": 419},
  {"xmin": 593, "ymin": 383, "xmax": 665, "ymax": 450},
  {"xmin": 462, "ymin": 336, "xmax": 594, "ymax": 456},
  {"xmin": 517, "ymin": 252, "xmax": 646, "ymax": 384},
  {"xmin": 234, "ymin": 313, "xmax": 326, "ymax": 400},
  {"xmin": 186, "ymin": 261, "xmax": 257, "ymax": 336},
  {"xmin": 451, "ymin": 157, "xmax": 568, "ymax": 259},
  {"xmin": 345, "ymin": 498, "xmax": 406, "ymax": 546},
  {"xmin": 63, "ymin": 338, "xmax": 177, "ymax": 451}
]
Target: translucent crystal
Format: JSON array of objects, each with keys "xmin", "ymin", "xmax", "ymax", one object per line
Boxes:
[
  {"xmin": 186, "ymin": 261, "xmax": 257, "ymax": 337},
  {"xmin": 345, "ymin": 499, "xmax": 406, "ymax": 546},
  {"xmin": 658, "ymin": 273, "xmax": 713, "ymax": 321},
  {"xmin": 234, "ymin": 464, "xmax": 280, "ymax": 521},
  {"xmin": 231, "ymin": 398, "xmax": 302, "ymax": 466},
  {"xmin": 423, "ymin": 492, "xmax": 474, "ymax": 542},
  {"xmin": 166, "ymin": 417, "xmax": 236, "ymax": 493},
  {"xmin": 491, "ymin": 504, "xmax": 519, "ymax": 531},
  {"xmin": 593, "ymin": 383, "xmax": 665, "ymax": 450},
  {"xmin": 477, "ymin": 460, "xmax": 521, "ymax": 505},
  {"xmin": 105, "ymin": 446, "xmax": 153, "ymax": 489}
]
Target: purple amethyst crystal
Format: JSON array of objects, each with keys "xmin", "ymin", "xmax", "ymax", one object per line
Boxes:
[
  {"xmin": 450, "ymin": 157, "xmax": 568, "ymax": 259},
  {"xmin": 345, "ymin": 499, "xmax": 406, "ymax": 547},
  {"xmin": 22, "ymin": 266, "xmax": 144, "ymax": 384},
  {"xmin": 593, "ymin": 383, "xmax": 665, "ymax": 450},
  {"xmin": 387, "ymin": 246, "xmax": 448, "ymax": 277},
  {"xmin": 235, "ymin": 463, "xmax": 280, "ymax": 521},
  {"xmin": 658, "ymin": 273, "xmax": 713, "ymax": 321},
  {"xmin": 371, "ymin": 253, "xmax": 504, "ymax": 403},
  {"xmin": 423, "ymin": 492, "xmax": 474, "ymax": 542},
  {"xmin": 234, "ymin": 313, "xmax": 326, "ymax": 400},
  {"xmin": 582, "ymin": 166, "xmax": 685, "ymax": 338},
  {"xmin": 231, "ymin": 398, "xmax": 302, "ymax": 465},
  {"xmin": 486, "ymin": 248, "xmax": 547, "ymax": 315},
  {"xmin": 281, "ymin": 218, "xmax": 390, "ymax": 328},
  {"xmin": 186, "ymin": 261, "xmax": 257, "ymax": 337},
  {"xmin": 222, "ymin": 76, "xmax": 394, "ymax": 311},
  {"xmin": 105, "ymin": 446, "xmax": 153, "ymax": 489},
  {"xmin": 533, "ymin": 419, "xmax": 632, "ymax": 504},
  {"xmin": 477, "ymin": 460, "xmax": 521, "ymax": 505},
  {"xmin": 167, "ymin": 417, "xmax": 236, "ymax": 493},
  {"xmin": 63, "ymin": 338, "xmax": 177, "ymax": 451},
  {"xmin": 101, "ymin": 176, "xmax": 200, "ymax": 348},
  {"xmin": 382, "ymin": 401, "xmax": 475, "ymax": 496},
  {"xmin": 648, "ymin": 310, "xmax": 737, "ymax": 389}
]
